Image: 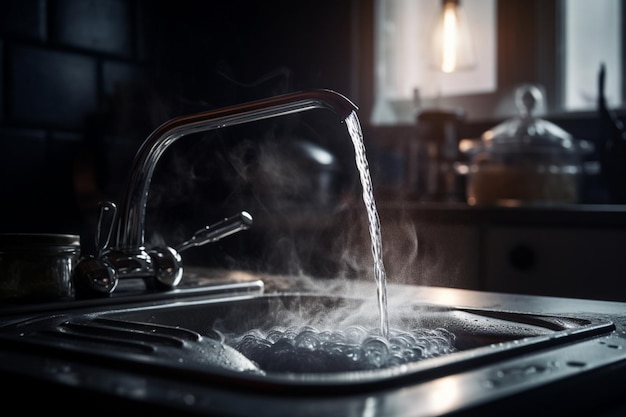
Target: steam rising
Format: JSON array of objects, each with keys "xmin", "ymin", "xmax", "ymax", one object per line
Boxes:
[
  {"xmin": 139, "ymin": 96, "xmax": 463, "ymax": 375},
  {"xmin": 144, "ymin": 110, "xmax": 376, "ymax": 280}
]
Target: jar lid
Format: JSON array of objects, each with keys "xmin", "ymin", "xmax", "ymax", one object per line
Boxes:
[{"xmin": 0, "ymin": 233, "xmax": 80, "ymax": 250}]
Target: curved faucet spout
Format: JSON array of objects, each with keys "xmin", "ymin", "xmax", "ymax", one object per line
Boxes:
[{"xmin": 116, "ymin": 89, "xmax": 358, "ymax": 252}]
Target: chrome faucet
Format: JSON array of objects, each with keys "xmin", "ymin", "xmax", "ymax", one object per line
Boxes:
[{"xmin": 73, "ymin": 89, "xmax": 358, "ymax": 297}]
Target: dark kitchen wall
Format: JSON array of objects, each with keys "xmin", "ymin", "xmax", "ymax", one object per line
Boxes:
[
  {"xmin": 0, "ymin": 0, "xmax": 362, "ymax": 256},
  {"xmin": 0, "ymin": 0, "xmax": 138, "ymax": 241}
]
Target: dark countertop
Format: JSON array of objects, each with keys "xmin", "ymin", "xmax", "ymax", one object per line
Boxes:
[{"xmin": 376, "ymin": 202, "xmax": 626, "ymax": 228}]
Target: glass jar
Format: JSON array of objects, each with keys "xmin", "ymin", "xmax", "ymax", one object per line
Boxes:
[
  {"xmin": 460, "ymin": 84, "xmax": 594, "ymax": 206},
  {"xmin": 0, "ymin": 233, "xmax": 80, "ymax": 303}
]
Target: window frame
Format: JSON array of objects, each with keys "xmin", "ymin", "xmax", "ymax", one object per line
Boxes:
[{"xmin": 362, "ymin": 0, "xmax": 626, "ymax": 128}]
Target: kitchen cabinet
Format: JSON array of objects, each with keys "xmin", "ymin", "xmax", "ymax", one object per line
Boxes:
[
  {"xmin": 377, "ymin": 215, "xmax": 481, "ymax": 290},
  {"xmin": 377, "ymin": 203, "xmax": 626, "ymax": 301},
  {"xmin": 483, "ymin": 226, "xmax": 626, "ymax": 300}
]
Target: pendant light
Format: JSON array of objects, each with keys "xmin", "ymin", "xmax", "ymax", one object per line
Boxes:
[{"xmin": 431, "ymin": 0, "xmax": 475, "ymax": 73}]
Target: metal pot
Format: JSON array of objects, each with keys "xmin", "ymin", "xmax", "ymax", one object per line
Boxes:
[
  {"xmin": 459, "ymin": 84, "xmax": 596, "ymax": 206},
  {"xmin": 251, "ymin": 139, "xmax": 342, "ymax": 210}
]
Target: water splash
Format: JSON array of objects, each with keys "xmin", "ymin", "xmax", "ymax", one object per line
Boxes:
[{"xmin": 345, "ymin": 111, "xmax": 389, "ymax": 339}]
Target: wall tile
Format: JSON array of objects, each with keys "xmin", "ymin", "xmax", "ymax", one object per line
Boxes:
[
  {"xmin": 0, "ymin": 127, "xmax": 48, "ymax": 196},
  {"xmin": 50, "ymin": 0, "xmax": 132, "ymax": 57},
  {"xmin": 42, "ymin": 131, "xmax": 85, "ymax": 233},
  {"xmin": 9, "ymin": 45, "xmax": 97, "ymax": 129},
  {"xmin": 0, "ymin": 128, "xmax": 87, "ymax": 233},
  {"xmin": 0, "ymin": 0, "xmax": 47, "ymax": 41},
  {"xmin": 0, "ymin": 128, "xmax": 50, "ymax": 232},
  {"xmin": 47, "ymin": 130, "xmax": 82, "ymax": 204},
  {"xmin": 102, "ymin": 59, "xmax": 140, "ymax": 97}
]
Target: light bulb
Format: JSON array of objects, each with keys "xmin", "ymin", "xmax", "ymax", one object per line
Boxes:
[{"xmin": 431, "ymin": 0, "xmax": 475, "ymax": 73}]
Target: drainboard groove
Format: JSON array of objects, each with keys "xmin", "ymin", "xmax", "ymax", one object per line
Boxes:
[
  {"xmin": 56, "ymin": 320, "xmax": 190, "ymax": 348},
  {"xmin": 91, "ymin": 318, "xmax": 203, "ymax": 342},
  {"xmin": 37, "ymin": 329, "xmax": 158, "ymax": 354},
  {"xmin": 14, "ymin": 316, "xmax": 264, "ymax": 377}
]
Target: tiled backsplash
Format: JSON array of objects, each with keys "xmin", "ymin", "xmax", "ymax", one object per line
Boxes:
[
  {"xmin": 0, "ymin": 0, "xmax": 140, "ymax": 243},
  {"xmin": 10, "ymin": 44, "xmax": 99, "ymax": 127}
]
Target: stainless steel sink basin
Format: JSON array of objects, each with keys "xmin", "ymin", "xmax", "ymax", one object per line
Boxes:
[
  {"xmin": 0, "ymin": 291, "xmax": 617, "ymax": 392},
  {"xmin": 2, "ymin": 284, "xmax": 626, "ymax": 417}
]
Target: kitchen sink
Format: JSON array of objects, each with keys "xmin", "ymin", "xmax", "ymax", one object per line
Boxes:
[
  {"xmin": 0, "ymin": 288, "xmax": 621, "ymax": 392},
  {"xmin": 1, "ymin": 280, "xmax": 626, "ymax": 417}
]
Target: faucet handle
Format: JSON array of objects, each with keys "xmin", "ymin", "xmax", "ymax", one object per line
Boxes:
[
  {"xmin": 148, "ymin": 246, "xmax": 183, "ymax": 289},
  {"xmin": 95, "ymin": 201, "xmax": 117, "ymax": 257},
  {"xmin": 148, "ymin": 211, "xmax": 253, "ymax": 290},
  {"xmin": 72, "ymin": 201, "xmax": 119, "ymax": 299},
  {"xmin": 175, "ymin": 211, "xmax": 253, "ymax": 253},
  {"xmin": 75, "ymin": 210, "xmax": 254, "ymax": 297},
  {"xmin": 72, "ymin": 257, "xmax": 118, "ymax": 298}
]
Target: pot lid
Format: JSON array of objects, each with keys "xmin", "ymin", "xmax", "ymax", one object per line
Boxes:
[
  {"xmin": 0, "ymin": 233, "xmax": 80, "ymax": 251},
  {"xmin": 462, "ymin": 84, "xmax": 593, "ymax": 154}
]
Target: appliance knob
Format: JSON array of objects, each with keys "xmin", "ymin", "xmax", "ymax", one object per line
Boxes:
[{"xmin": 508, "ymin": 243, "xmax": 536, "ymax": 272}]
